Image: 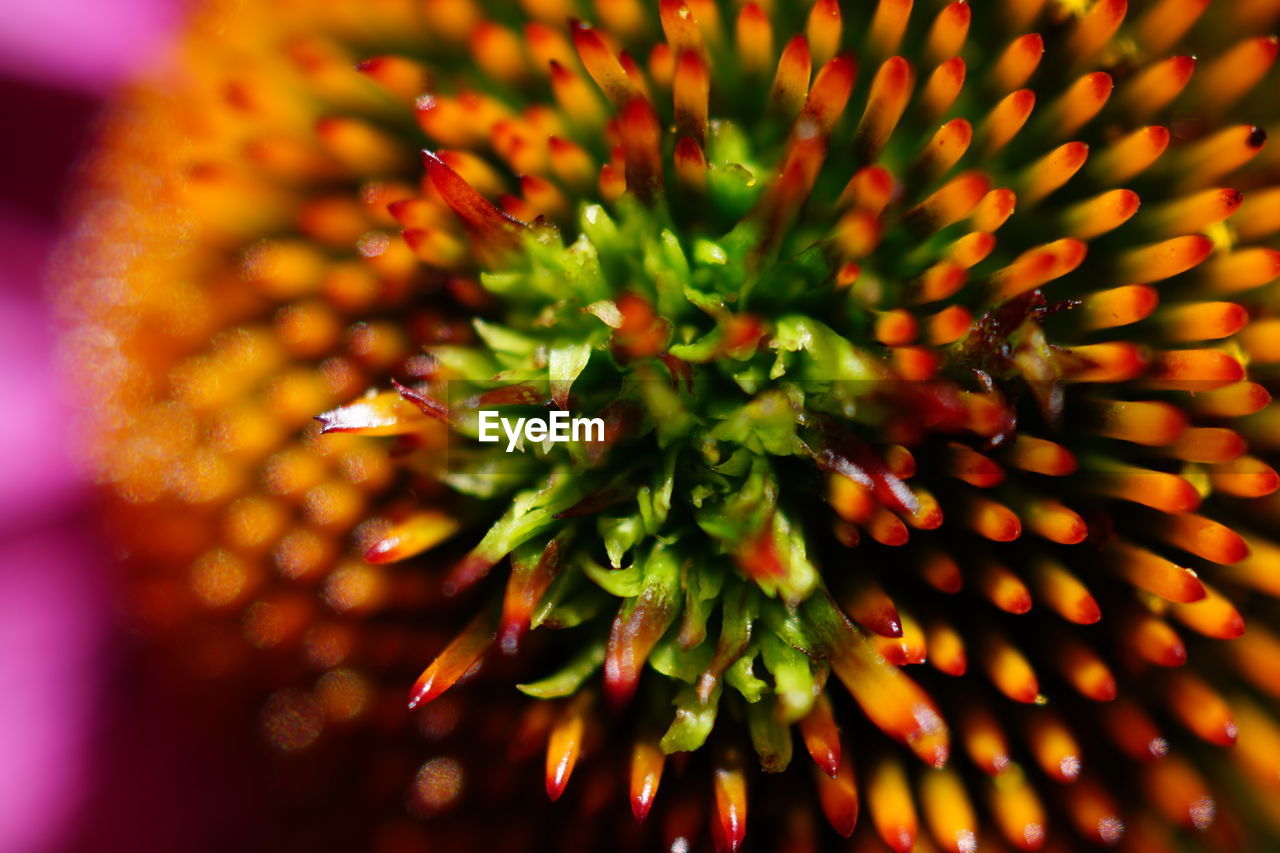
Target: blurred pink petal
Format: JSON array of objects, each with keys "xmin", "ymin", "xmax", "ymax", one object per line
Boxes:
[
  {"xmin": 0, "ymin": 0, "xmax": 178, "ymax": 92},
  {"xmin": 0, "ymin": 120, "xmax": 105, "ymax": 853},
  {"xmin": 0, "ymin": 527, "xmax": 101, "ymax": 853},
  {"xmin": 0, "ymin": 211, "xmax": 80, "ymax": 521}
]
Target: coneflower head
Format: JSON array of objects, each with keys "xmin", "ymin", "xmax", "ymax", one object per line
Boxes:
[{"xmin": 63, "ymin": 0, "xmax": 1280, "ymax": 850}]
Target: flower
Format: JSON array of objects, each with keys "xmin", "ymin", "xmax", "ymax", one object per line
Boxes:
[{"xmin": 64, "ymin": 0, "xmax": 1280, "ymax": 850}]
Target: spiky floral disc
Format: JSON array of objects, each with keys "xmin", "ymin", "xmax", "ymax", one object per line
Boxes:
[{"xmin": 62, "ymin": 0, "xmax": 1280, "ymax": 850}]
